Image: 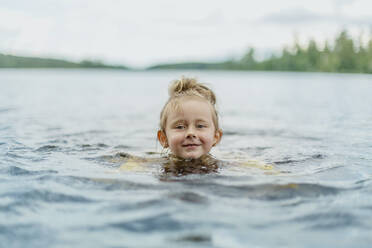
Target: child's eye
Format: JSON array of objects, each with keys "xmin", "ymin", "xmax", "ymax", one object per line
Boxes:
[
  {"xmin": 197, "ymin": 124, "xmax": 206, "ymax": 128},
  {"xmin": 175, "ymin": 125, "xmax": 185, "ymax": 129}
]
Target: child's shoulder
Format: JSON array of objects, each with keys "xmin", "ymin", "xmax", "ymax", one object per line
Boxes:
[
  {"xmin": 116, "ymin": 152, "xmax": 279, "ymax": 175},
  {"xmin": 117, "ymin": 153, "xmax": 166, "ymax": 172}
]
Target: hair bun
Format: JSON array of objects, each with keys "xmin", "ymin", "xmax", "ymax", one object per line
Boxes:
[{"xmin": 168, "ymin": 76, "xmax": 216, "ymax": 105}]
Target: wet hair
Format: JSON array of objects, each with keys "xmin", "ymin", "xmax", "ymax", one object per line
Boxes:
[{"xmin": 159, "ymin": 76, "xmax": 219, "ymax": 132}]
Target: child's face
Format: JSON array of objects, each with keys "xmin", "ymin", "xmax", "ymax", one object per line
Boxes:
[{"xmin": 158, "ymin": 98, "xmax": 222, "ymax": 159}]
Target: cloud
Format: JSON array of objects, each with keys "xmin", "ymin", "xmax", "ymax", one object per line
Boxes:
[
  {"xmin": 261, "ymin": 8, "xmax": 325, "ymax": 24},
  {"xmin": 1, "ymin": 0, "xmax": 371, "ymax": 67},
  {"xmin": 260, "ymin": 7, "xmax": 372, "ymax": 27}
]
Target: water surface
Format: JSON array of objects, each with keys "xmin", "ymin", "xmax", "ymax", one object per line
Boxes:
[{"xmin": 1, "ymin": 69, "xmax": 372, "ymax": 247}]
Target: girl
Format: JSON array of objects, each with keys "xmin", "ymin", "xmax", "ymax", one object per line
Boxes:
[
  {"xmin": 118, "ymin": 77, "xmax": 223, "ymax": 176},
  {"xmin": 157, "ymin": 76, "xmax": 223, "ymax": 160},
  {"xmin": 118, "ymin": 77, "xmax": 274, "ymax": 176},
  {"xmin": 156, "ymin": 76, "xmax": 223, "ymax": 175}
]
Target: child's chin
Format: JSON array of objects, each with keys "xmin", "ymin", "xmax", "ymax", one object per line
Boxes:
[{"xmin": 180, "ymin": 153, "xmax": 203, "ymax": 160}]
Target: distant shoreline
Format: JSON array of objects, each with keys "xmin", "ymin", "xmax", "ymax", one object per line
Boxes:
[
  {"xmin": 0, "ymin": 53, "xmax": 128, "ymax": 70},
  {"xmin": 2, "ymin": 30, "xmax": 371, "ymax": 74}
]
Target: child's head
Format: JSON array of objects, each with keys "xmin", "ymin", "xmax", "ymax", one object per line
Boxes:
[{"xmin": 157, "ymin": 77, "xmax": 222, "ymax": 159}]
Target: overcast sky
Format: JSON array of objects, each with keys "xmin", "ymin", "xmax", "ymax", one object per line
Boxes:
[{"xmin": 1, "ymin": 0, "xmax": 371, "ymax": 68}]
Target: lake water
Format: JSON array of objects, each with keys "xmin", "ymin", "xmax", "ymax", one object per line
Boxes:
[{"xmin": 1, "ymin": 69, "xmax": 372, "ymax": 247}]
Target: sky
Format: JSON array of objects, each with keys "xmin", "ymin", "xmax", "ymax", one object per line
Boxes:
[{"xmin": 1, "ymin": 0, "xmax": 372, "ymax": 68}]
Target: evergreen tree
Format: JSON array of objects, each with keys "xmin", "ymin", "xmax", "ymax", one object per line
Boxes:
[
  {"xmin": 307, "ymin": 39, "xmax": 320, "ymax": 71},
  {"xmin": 333, "ymin": 30, "xmax": 357, "ymax": 72},
  {"xmin": 241, "ymin": 47, "xmax": 256, "ymax": 69}
]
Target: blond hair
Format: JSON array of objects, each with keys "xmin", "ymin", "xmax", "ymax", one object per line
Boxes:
[{"xmin": 159, "ymin": 77, "xmax": 219, "ymax": 132}]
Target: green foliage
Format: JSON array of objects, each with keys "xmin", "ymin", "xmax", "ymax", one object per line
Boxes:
[
  {"xmin": 148, "ymin": 30, "xmax": 372, "ymax": 74},
  {"xmin": 0, "ymin": 54, "xmax": 128, "ymax": 69},
  {"xmin": 2, "ymin": 29, "xmax": 371, "ymax": 74},
  {"xmin": 239, "ymin": 29, "xmax": 372, "ymax": 74}
]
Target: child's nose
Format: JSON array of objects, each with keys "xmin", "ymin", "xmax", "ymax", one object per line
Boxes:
[{"xmin": 186, "ymin": 127, "xmax": 196, "ymax": 138}]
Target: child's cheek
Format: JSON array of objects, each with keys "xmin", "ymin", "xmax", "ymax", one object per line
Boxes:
[{"xmin": 168, "ymin": 133, "xmax": 182, "ymax": 148}]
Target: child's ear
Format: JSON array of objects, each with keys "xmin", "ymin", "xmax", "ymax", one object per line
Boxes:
[
  {"xmin": 157, "ymin": 130, "xmax": 168, "ymax": 148},
  {"xmin": 213, "ymin": 129, "xmax": 223, "ymax": 146}
]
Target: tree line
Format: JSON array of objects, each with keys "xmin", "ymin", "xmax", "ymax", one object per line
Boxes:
[
  {"xmin": 2, "ymin": 30, "xmax": 371, "ymax": 73},
  {"xmin": 0, "ymin": 53, "xmax": 128, "ymax": 69},
  {"xmin": 149, "ymin": 30, "xmax": 372, "ymax": 74},
  {"xmin": 239, "ymin": 30, "xmax": 372, "ymax": 73}
]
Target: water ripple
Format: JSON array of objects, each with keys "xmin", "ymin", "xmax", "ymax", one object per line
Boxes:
[
  {"xmin": 173, "ymin": 234, "xmax": 212, "ymax": 244},
  {"xmin": 180, "ymin": 182, "xmax": 341, "ymax": 200},
  {"xmin": 274, "ymin": 153, "xmax": 326, "ymax": 165},
  {"xmin": 239, "ymin": 183, "xmax": 339, "ymax": 200},
  {"xmin": 167, "ymin": 191, "xmax": 208, "ymax": 204},
  {"xmin": 39, "ymin": 175, "xmax": 163, "ymax": 192},
  {"xmin": 78, "ymin": 143, "xmax": 109, "ymax": 151},
  {"xmin": 292, "ymin": 212, "xmax": 363, "ymax": 229},
  {"xmin": 313, "ymin": 165, "xmax": 344, "ymax": 174},
  {"xmin": 0, "ymin": 223, "xmax": 54, "ymax": 246},
  {"xmin": 102, "ymin": 179, "xmax": 161, "ymax": 191},
  {"xmin": 0, "ymin": 166, "xmax": 57, "ymax": 176},
  {"xmin": 108, "ymin": 213, "xmax": 194, "ymax": 232},
  {"xmin": 101, "ymin": 199, "xmax": 168, "ymax": 214},
  {"xmin": 0, "ymin": 126, "xmax": 11, "ymax": 131},
  {"xmin": 2, "ymin": 189, "xmax": 93, "ymax": 203},
  {"xmin": 35, "ymin": 145, "xmax": 61, "ymax": 152},
  {"xmin": 0, "ymin": 107, "xmax": 16, "ymax": 113},
  {"xmin": 61, "ymin": 130, "xmax": 108, "ymax": 138}
]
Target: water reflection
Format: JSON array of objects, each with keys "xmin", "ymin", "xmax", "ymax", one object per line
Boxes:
[
  {"xmin": 160, "ymin": 154, "xmax": 219, "ymax": 177},
  {"xmin": 116, "ymin": 152, "xmax": 220, "ymax": 178}
]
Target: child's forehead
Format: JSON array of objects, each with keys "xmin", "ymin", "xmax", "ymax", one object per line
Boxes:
[
  {"xmin": 171, "ymin": 96, "xmax": 211, "ymax": 111},
  {"xmin": 166, "ymin": 98, "xmax": 213, "ymax": 120}
]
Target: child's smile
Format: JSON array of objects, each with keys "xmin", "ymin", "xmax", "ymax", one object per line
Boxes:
[{"xmin": 159, "ymin": 97, "xmax": 221, "ymax": 159}]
